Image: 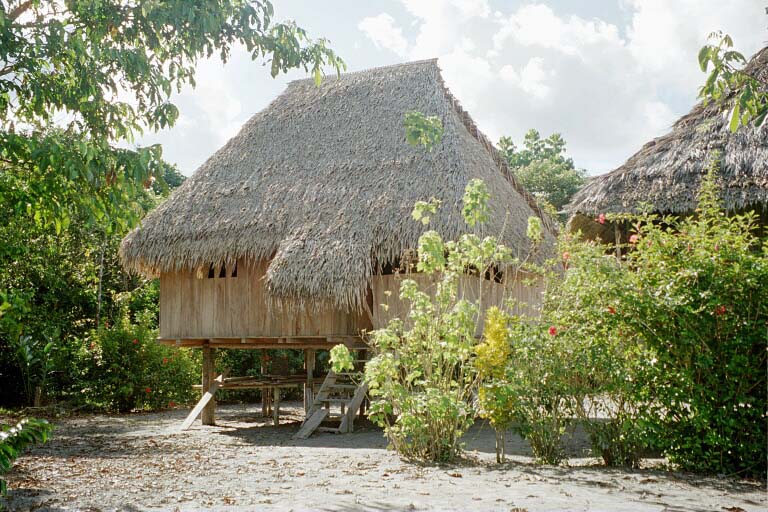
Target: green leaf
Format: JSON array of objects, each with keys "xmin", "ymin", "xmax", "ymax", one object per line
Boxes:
[
  {"xmin": 729, "ymin": 102, "xmax": 741, "ymax": 132},
  {"xmin": 698, "ymin": 46, "xmax": 711, "ymax": 71}
]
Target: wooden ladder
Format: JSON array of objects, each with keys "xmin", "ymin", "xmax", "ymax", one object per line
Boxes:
[{"xmin": 294, "ymin": 354, "xmax": 368, "ymax": 439}]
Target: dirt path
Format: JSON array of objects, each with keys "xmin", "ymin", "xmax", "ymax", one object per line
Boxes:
[{"xmin": 2, "ymin": 403, "xmax": 765, "ymax": 511}]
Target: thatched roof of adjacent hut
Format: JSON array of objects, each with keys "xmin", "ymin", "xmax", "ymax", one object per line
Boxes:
[
  {"xmin": 121, "ymin": 59, "xmax": 554, "ymax": 311},
  {"xmin": 567, "ymin": 47, "xmax": 768, "ymax": 224}
]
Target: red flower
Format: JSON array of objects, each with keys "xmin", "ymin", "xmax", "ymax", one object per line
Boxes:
[
  {"xmin": 629, "ymin": 234, "xmax": 639, "ymax": 244},
  {"xmin": 145, "ymin": 387, "xmax": 151, "ymax": 394},
  {"xmin": 562, "ymin": 251, "xmax": 570, "ymax": 261},
  {"xmin": 597, "ymin": 213, "xmax": 606, "ymax": 225},
  {"xmin": 714, "ymin": 305, "xmax": 727, "ymax": 316},
  {"xmin": 132, "ymin": 339, "xmax": 139, "ymax": 345},
  {"xmin": 168, "ymin": 401, "xmax": 176, "ymax": 408},
  {"xmin": 607, "ymin": 306, "xmax": 616, "ymax": 315},
  {"xmin": 162, "ymin": 358, "xmax": 168, "ymax": 365},
  {"xmin": 548, "ymin": 326, "xmax": 557, "ymax": 336}
]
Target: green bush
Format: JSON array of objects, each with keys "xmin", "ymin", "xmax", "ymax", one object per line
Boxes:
[
  {"xmin": 618, "ymin": 171, "xmax": 767, "ymax": 476},
  {"xmin": 355, "ymin": 179, "xmax": 539, "ymax": 462},
  {"xmin": 478, "ymin": 165, "xmax": 767, "ymax": 476},
  {"xmin": 73, "ymin": 311, "xmax": 198, "ymax": 412},
  {"xmin": 0, "ymin": 418, "xmax": 52, "ymax": 498},
  {"xmin": 535, "ymin": 236, "xmax": 653, "ymax": 467}
]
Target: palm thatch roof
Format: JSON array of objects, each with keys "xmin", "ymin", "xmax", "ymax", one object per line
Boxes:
[
  {"xmin": 567, "ymin": 47, "xmax": 768, "ymax": 228},
  {"xmin": 121, "ymin": 59, "xmax": 554, "ymax": 311}
]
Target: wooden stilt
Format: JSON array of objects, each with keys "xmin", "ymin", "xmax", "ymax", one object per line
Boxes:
[
  {"xmin": 181, "ymin": 374, "xmax": 223, "ymax": 431},
  {"xmin": 273, "ymin": 387, "xmax": 280, "ymax": 426},
  {"xmin": 358, "ymin": 349, "xmax": 367, "ymax": 421},
  {"xmin": 261, "ymin": 350, "xmax": 268, "ymax": 417},
  {"xmin": 304, "ymin": 349, "xmax": 315, "ymax": 413},
  {"xmin": 201, "ymin": 345, "xmax": 217, "ymax": 425}
]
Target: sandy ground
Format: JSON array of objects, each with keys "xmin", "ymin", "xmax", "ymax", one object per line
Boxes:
[{"xmin": 2, "ymin": 402, "xmax": 765, "ymax": 512}]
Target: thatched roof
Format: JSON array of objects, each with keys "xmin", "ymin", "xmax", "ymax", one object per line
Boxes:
[
  {"xmin": 121, "ymin": 59, "xmax": 554, "ymax": 311},
  {"xmin": 567, "ymin": 47, "xmax": 768, "ymax": 222}
]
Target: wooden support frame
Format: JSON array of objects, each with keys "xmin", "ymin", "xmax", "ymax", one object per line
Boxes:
[
  {"xmin": 201, "ymin": 345, "xmax": 217, "ymax": 425},
  {"xmin": 261, "ymin": 349, "xmax": 269, "ymax": 417},
  {"xmin": 304, "ymin": 349, "xmax": 315, "ymax": 413},
  {"xmin": 159, "ymin": 335, "xmax": 367, "ymax": 350},
  {"xmin": 273, "ymin": 387, "xmax": 280, "ymax": 426},
  {"xmin": 181, "ymin": 373, "xmax": 224, "ymax": 431}
]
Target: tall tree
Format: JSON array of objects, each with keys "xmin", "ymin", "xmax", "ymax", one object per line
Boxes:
[
  {"xmin": 0, "ymin": 0, "xmax": 343, "ymax": 229},
  {"xmin": 498, "ymin": 129, "xmax": 586, "ymax": 212},
  {"xmin": 0, "ymin": 0, "xmax": 341, "ymax": 405}
]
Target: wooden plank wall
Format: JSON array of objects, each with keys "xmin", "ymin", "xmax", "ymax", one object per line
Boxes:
[
  {"xmin": 370, "ymin": 272, "xmax": 544, "ymax": 334},
  {"xmin": 159, "ymin": 259, "xmax": 370, "ymax": 339}
]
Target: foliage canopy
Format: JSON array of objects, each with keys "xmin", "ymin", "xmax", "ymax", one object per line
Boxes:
[{"xmin": 498, "ymin": 129, "xmax": 586, "ymax": 211}]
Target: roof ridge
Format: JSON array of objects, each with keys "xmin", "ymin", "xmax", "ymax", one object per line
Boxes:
[
  {"xmin": 289, "ymin": 58, "xmax": 439, "ymax": 84},
  {"xmin": 432, "ymin": 63, "xmax": 557, "ymax": 232}
]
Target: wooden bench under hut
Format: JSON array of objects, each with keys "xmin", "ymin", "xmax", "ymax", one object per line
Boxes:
[{"xmin": 120, "ymin": 59, "xmax": 554, "ymax": 438}]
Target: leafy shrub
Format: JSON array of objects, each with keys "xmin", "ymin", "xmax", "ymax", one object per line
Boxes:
[
  {"xmin": 124, "ymin": 279, "xmax": 160, "ymax": 327},
  {"xmin": 478, "ymin": 165, "xmax": 766, "ymax": 475},
  {"xmin": 359, "ymin": 179, "xmax": 538, "ymax": 462},
  {"xmin": 616, "ymin": 170, "xmax": 767, "ymax": 475},
  {"xmin": 73, "ymin": 311, "xmax": 198, "ymax": 412},
  {"xmin": 535, "ymin": 236, "xmax": 653, "ymax": 467},
  {"xmin": 0, "ymin": 418, "xmax": 52, "ymax": 498},
  {"xmin": 478, "ymin": 312, "xmax": 573, "ymax": 465}
]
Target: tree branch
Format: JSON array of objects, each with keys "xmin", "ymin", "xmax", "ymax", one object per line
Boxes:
[{"xmin": 9, "ymin": 0, "xmax": 34, "ymax": 22}]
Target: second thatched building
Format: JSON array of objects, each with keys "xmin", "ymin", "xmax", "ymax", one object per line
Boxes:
[{"xmin": 567, "ymin": 47, "xmax": 768, "ymax": 242}]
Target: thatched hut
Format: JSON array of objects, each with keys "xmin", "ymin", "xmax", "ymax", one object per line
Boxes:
[
  {"xmin": 567, "ymin": 47, "xmax": 768, "ymax": 242},
  {"xmin": 120, "ymin": 59, "xmax": 553, "ymax": 432}
]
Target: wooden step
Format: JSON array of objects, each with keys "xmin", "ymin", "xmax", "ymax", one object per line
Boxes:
[
  {"xmin": 317, "ymin": 427, "xmax": 341, "ymax": 433},
  {"xmin": 293, "ymin": 409, "xmax": 328, "ymax": 440},
  {"xmin": 328, "ymin": 384, "xmax": 357, "ymax": 390},
  {"xmin": 339, "ymin": 383, "xmax": 369, "ymax": 434},
  {"xmin": 319, "ymin": 398, "xmax": 353, "ymax": 404}
]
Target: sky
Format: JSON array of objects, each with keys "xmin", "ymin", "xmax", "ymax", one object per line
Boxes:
[{"xmin": 137, "ymin": 0, "xmax": 766, "ymax": 177}]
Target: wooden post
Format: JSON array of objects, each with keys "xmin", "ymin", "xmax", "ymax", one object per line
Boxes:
[
  {"xmin": 358, "ymin": 349, "xmax": 367, "ymax": 421},
  {"xmin": 261, "ymin": 350, "xmax": 268, "ymax": 417},
  {"xmin": 614, "ymin": 221, "xmax": 622, "ymax": 261},
  {"xmin": 201, "ymin": 345, "xmax": 217, "ymax": 425},
  {"xmin": 304, "ymin": 349, "xmax": 315, "ymax": 413},
  {"xmin": 273, "ymin": 387, "xmax": 280, "ymax": 426}
]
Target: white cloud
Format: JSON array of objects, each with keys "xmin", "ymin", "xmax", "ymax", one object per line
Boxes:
[
  {"xmin": 493, "ymin": 4, "xmax": 623, "ymax": 58},
  {"xmin": 626, "ymin": 0, "xmax": 764, "ymax": 90},
  {"xmin": 437, "ymin": 47, "xmax": 494, "ymax": 110},
  {"xmin": 356, "ymin": 0, "xmax": 765, "ymax": 174},
  {"xmin": 500, "ymin": 57, "xmax": 555, "ymax": 99},
  {"xmin": 358, "ymin": 13, "xmax": 409, "ymax": 57},
  {"xmin": 136, "ymin": 1, "xmax": 767, "ymax": 177}
]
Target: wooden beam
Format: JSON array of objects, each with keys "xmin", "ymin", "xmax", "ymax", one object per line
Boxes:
[
  {"xmin": 273, "ymin": 387, "xmax": 280, "ymax": 426},
  {"xmin": 304, "ymin": 349, "xmax": 315, "ymax": 413},
  {"xmin": 180, "ymin": 373, "xmax": 223, "ymax": 431},
  {"xmin": 158, "ymin": 335, "xmax": 368, "ymax": 350},
  {"xmin": 201, "ymin": 345, "xmax": 217, "ymax": 425},
  {"xmin": 261, "ymin": 350, "xmax": 268, "ymax": 417}
]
